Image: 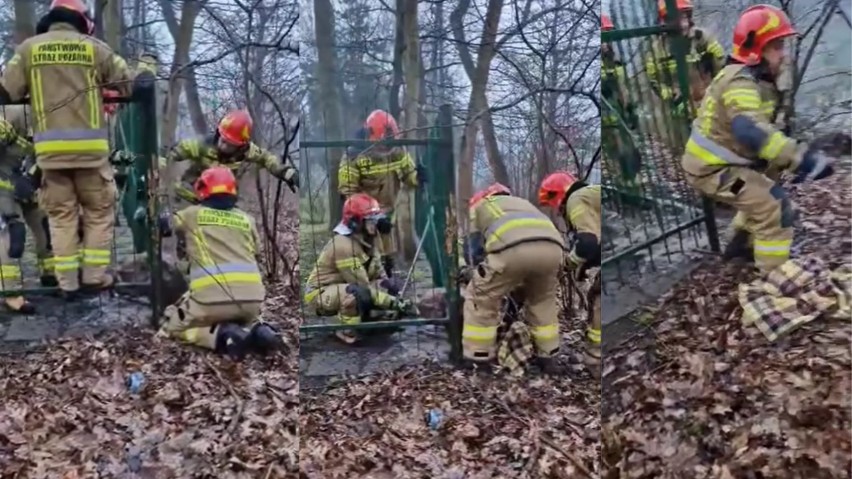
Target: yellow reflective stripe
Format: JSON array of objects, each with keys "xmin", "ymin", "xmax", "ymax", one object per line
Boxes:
[
  {"xmin": 372, "ymin": 290, "xmax": 393, "ymax": 309},
  {"xmin": 0, "ymin": 264, "xmax": 22, "ymax": 280},
  {"xmin": 35, "ymin": 139, "xmax": 110, "ymax": 155},
  {"xmin": 587, "ymin": 328, "xmax": 601, "ymax": 344},
  {"xmin": 31, "ymin": 69, "xmax": 47, "ymax": 131},
  {"xmin": 87, "ymin": 69, "xmax": 99, "ymax": 128},
  {"xmin": 462, "ymin": 324, "xmax": 498, "ymax": 342},
  {"xmin": 356, "ymin": 158, "xmax": 413, "ymax": 176},
  {"xmin": 339, "ymin": 314, "xmax": 361, "ymax": 325},
  {"xmin": 483, "ymin": 199, "xmax": 503, "ymax": 219},
  {"xmin": 532, "ymin": 324, "xmax": 559, "ymax": 341},
  {"xmin": 659, "ymin": 86, "xmax": 673, "ymax": 100},
  {"xmin": 707, "ymin": 41, "xmax": 724, "ymax": 57},
  {"xmin": 304, "ymin": 288, "xmax": 319, "ymax": 303},
  {"xmin": 177, "ymin": 327, "xmax": 200, "ymax": 343},
  {"xmin": 485, "ymin": 218, "xmax": 556, "ymax": 248},
  {"xmin": 685, "ymin": 138, "xmax": 729, "ymax": 166},
  {"xmin": 0, "ymin": 179, "xmax": 13, "ymax": 191},
  {"xmin": 722, "ymin": 89, "xmax": 761, "ymax": 109},
  {"xmin": 753, "ymin": 239, "xmax": 792, "ymax": 257},
  {"xmin": 759, "ymin": 131, "xmax": 789, "ymax": 160},
  {"xmin": 190, "ymin": 272, "xmax": 263, "ymax": 290},
  {"xmin": 335, "ymin": 258, "xmax": 361, "ymax": 270},
  {"xmin": 81, "ymin": 249, "xmax": 111, "ymax": 266},
  {"xmin": 54, "ymin": 255, "xmax": 80, "ymax": 272}
]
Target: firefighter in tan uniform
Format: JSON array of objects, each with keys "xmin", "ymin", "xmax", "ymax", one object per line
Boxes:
[
  {"xmin": 462, "ymin": 183, "xmax": 565, "ymax": 374},
  {"xmin": 338, "ymin": 110, "xmax": 424, "ymax": 278},
  {"xmin": 303, "ymin": 193, "xmax": 414, "ymax": 344},
  {"xmin": 646, "ymin": 0, "xmax": 725, "ymax": 121},
  {"xmin": 682, "ymin": 5, "xmax": 838, "ymax": 273},
  {"xmin": 0, "ymin": 0, "xmax": 147, "ymax": 300},
  {"xmin": 0, "ymin": 106, "xmax": 57, "ymax": 313},
  {"xmin": 157, "ymin": 167, "xmax": 282, "ymax": 359},
  {"xmin": 161, "ymin": 110, "xmax": 299, "ymax": 206},
  {"xmin": 539, "ymin": 173, "xmax": 602, "ymax": 378}
]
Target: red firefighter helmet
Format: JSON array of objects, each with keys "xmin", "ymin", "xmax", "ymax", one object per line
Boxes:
[
  {"xmin": 470, "ymin": 183, "xmax": 511, "ymax": 208},
  {"xmin": 195, "ymin": 167, "xmax": 237, "ymax": 201},
  {"xmin": 217, "ymin": 110, "xmax": 253, "ymax": 147},
  {"xmin": 50, "ymin": 0, "xmax": 95, "ymax": 35},
  {"xmin": 731, "ymin": 5, "xmax": 797, "ymax": 66},
  {"xmin": 364, "ymin": 110, "xmax": 400, "ymax": 142},
  {"xmin": 658, "ymin": 0, "xmax": 693, "ymax": 23},
  {"xmin": 602, "ymin": 14, "xmax": 614, "ymax": 31},
  {"xmin": 342, "ymin": 193, "xmax": 384, "ymax": 226},
  {"xmin": 538, "ymin": 172, "xmax": 578, "ymax": 209},
  {"xmin": 102, "ymin": 88, "xmax": 120, "ymax": 116}
]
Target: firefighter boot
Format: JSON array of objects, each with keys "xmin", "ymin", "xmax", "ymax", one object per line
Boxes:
[
  {"xmin": 723, "ymin": 229, "xmax": 754, "ymax": 263},
  {"xmin": 247, "ymin": 323, "xmax": 285, "ymax": 355},
  {"xmin": 40, "ymin": 274, "xmax": 59, "ymax": 287},
  {"xmin": 214, "ymin": 323, "xmax": 251, "ymax": 361},
  {"xmin": 534, "ymin": 356, "xmax": 569, "ymax": 376},
  {"xmin": 381, "ymin": 255, "xmax": 395, "ymax": 278},
  {"xmin": 458, "ymin": 358, "xmax": 494, "ymax": 375}
]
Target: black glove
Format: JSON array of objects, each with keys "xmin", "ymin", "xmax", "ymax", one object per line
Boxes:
[
  {"xmin": 158, "ymin": 210, "xmax": 173, "ymax": 237},
  {"xmin": 792, "ymin": 147, "xmax": 837, "ymax": 184},
  {"xmin": 379, "ymin": 278, "xmax": 404, "ymax": 296},
  {"xmin": 5, "ymin": 216, "xmax": 26, "ymax": 259},
  {"xmin": 416, "ymin": 163, "xmax": 428, "ymax": 184},
  {"xmin": 346, "ymin": 284, "xmax": 374, "ymax": 323},
  {"xmin": 12, "ymin": 173, "xmax": 37, "ymax": 202}
]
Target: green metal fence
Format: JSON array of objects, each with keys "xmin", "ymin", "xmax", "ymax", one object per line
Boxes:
[
  {"xmin": 600, "ymin": 0, "xmax": 720, "ymax": 287},
  {"xmin": 299, "ymin": 104, "xmax": 462, "ymax": 363},
  {"xmin": 0, "ymin": 74, "xmax": 164, "ymax": 317}
]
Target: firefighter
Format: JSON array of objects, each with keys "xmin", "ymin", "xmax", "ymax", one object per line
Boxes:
[
  {"xmin": 0, "ymin": 106, "xmax": 57, "ymax": 313},
  {"xmin": 601, "ymin": 14, "xmax": 642, "ymax": 189},
  {"xmin": 646, "ymin": 0, "xmax": 725, "ymax": 120},
  {"xmin": 303, "ymin": 193, "xmax": 414, "ymax": 344},
  {"xmin": 539, "ymin": 172, "xmax": 602, "ymax": 378},
  {"xmin": 161, "ymin": 109, "xmax": 299, "ymax": 206},
  {"xmin": 157, "ymin": 167, "xmax": 282, "ymax": 359},
  {"xmin": 462, "ymin": 183, "xmax": 565, "ymax": 374},
  {"xmin": 337, "ymin": 110, "xmax": 425, "ymax": 278},
  {"xmin": 0, "ymin": 0, "xmax": 144, "ymax": 300},
  {"xmin": 681, "ymin": 5, "xmax": 838, "ymax": 273}
]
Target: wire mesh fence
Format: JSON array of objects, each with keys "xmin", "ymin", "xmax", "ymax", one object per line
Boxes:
[
  {"xmin": 298, "ymin": 105, "xmax": 461, "ymax": 377},
  {"xmin": 601, "ymin": 0, "xmax": 720, "ymax": 295}
]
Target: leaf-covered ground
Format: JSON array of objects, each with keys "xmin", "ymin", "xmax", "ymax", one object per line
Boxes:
[
  {"xmin": 0, "ymin": 211, "xmax": 301, "ymax": 478},
  {"xmin": 299, "ymin": 294, "xmax": 601, "ymax": 479},
  {"xmin": 602, "ymin": 163, "xmax": 852, "ymax": 478}
]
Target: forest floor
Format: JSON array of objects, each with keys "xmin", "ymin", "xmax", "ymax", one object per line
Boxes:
[{"xmin": 601, "ymin": 162, "xmax": 852, "ymax": 478}]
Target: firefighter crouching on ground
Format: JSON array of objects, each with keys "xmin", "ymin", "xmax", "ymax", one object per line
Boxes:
[
  {"xmin": 462, "ymin": 183, "xmax": 565, "ymax": 375},
  {"xmin": 161, "ymin": 109, "xmax": 299, "ymax": 207},
  {"xmin": 0, "ymin": 0, "xmax": 147, "ymax": 300},
  {"xmin": 338, "ymin": 110, "xmax": 425, "ymax": 278},
  {"xmin": 0, "ymin": 106, "xmax": 57, "ymax": 313},
  {"xmin": 682, "ymin": 5, "xmax": 838, "ymax": 274},
  {"xmin": 303, "ymin": 193, "xmax": 415, "ymax": 344},
  {"xmin": 157, "ymin": 167, "xmax": 282, "ymax": 359},
  {"xmin": 646, "ymin": 0, "xmax": 725, "ymax": 119},
  {"xmin": 539, "ymin": 173, "xmax": 602, "ymax": 378}
]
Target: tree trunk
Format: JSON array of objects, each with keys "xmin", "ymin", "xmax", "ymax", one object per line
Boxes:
[
  {"xmin": 314, "ymin": 0, "xmax": 346, "ymax": 227},
  {"xmin": 400, "ymin": 0, "xmax": 421, "ymax": 138},
  {"xmin": 103, "ymin": 0, "xmax": 123, "ymax": 52},
  {"xmin": 12, "ymin": 0, "xmax": 35, "ymax": 46},
  {"xmin": 390, "ymin": 0, "xmax": 405, "ymax": 122}
]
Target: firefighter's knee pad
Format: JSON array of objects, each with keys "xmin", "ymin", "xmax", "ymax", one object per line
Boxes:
[
  {"xmin": 769, "ymin": 184, "xmax": 796, "ymax": 228},
  {"xmin": 4, "ymin": 216, "xmax": 26, "ymax": 259}
]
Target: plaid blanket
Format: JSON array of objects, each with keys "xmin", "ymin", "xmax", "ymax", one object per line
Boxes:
[
  {"xmin": 497, "ymin": 320, "xmax": 535, "ymax": 376},
  {"xmin": 738, "ymin": 256, "xmax": 852, "ymax": 342}
]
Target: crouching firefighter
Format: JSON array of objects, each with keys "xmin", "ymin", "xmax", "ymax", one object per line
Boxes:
[
  {"xmin": 462, "ymin": 183, "xmax": 566, "ymax": 375},
  {"xmin": 682, "ymin": 5, "xmax": 839, "ymax": 274},
  {"xmin": 0, "ymin": 107, "xmax": 57, "ymax": 313},
  {"xmin": 156, "ymin": 167, "xmax": 283, "ymax": 359},
  {"xmin": 303, "ymin": 193, "xmax": 415, "ymax": 344},
  {"xmin": 539, "ymin": 173, "xmax": 602, "ymax": 378}
]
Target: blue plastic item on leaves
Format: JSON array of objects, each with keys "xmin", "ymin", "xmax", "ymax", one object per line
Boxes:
[
  {"xmin": 425, "ymin": 408, "xmax": 443, "ymax": 430},
  {"xmin": 126, "ymin": 372, "xmax": 146, "ymax": 394}
]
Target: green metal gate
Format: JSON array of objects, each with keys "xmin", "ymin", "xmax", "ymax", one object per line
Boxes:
[
  {"xmin": 299, "ymin": 104, "xmax": 462, "ymax": 363},
  {"xmin": 600, "ymin": 0, "xmax": 720, "ymax": 284}
]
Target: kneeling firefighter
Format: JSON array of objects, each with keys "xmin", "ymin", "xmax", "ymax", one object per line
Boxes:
[
  {"xmin": 157, "ymin": 167, "xmax": 282, "ymax": 359},
  {"xmin": 303, "ymin": 193, "xmax": 415, "ymax": 344},
  {"xmin": 0, "ymin": 106, "xmax": 56, "ymax": 314},
  {"xmin": 539, "ymin": 172, "xmax": 602, "ymax": 378},
  {"xmin": 462, "ymin": 183, "xmax": 565, "ymax": 375},
  {"xmin": 681, "ymin": 5, "xmax": 840, "ymax": 273}
]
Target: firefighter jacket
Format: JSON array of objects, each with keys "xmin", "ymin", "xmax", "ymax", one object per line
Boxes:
[
  {"xmin": 0, "ymin": 22, "xmax": 134, "ymax": 170},
  {"xmin": 0, "ymin": 106, "xmax": 33, "ymax": 187},
  {"xmin": 173, "ymin": 204, "xmax": 265, "ymax": 305},
  {"xmin": 645, "ymin": 27, "xmax": 725, "ymax": 103},
  {"xmin": 602, "ymin": 57, "xmax": 633, "ymax": 129},
  {"xmin": 682, "ymin": 64, "xmax": 803, "ymax": 178},
  {"xmin": 470, "ymin": 195, "xmax": 564, "ymax": 256},
  {"xmin": 162, "ymin": 137, "xmax": 294, "ymax": 202},
  {"xmin": 338, "ymin": 147, "xmax": 418, "ymax": 209},
  {"xmin": 304, "ymin": 231, "xmax": 383, "ymax": 297},
  {"xmin": 563, "ymin": 185, "xmax": 602, "ymax": 265}
]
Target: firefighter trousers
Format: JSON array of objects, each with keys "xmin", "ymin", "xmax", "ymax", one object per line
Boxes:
[
  {"xmin": 686, "ymin": 166, "xmax": 793, "ymax": 273},
  {"xmin": 0, "ymin": 197, "xmax": 55, "ymax": 291},
  {"xmin": 462, "ymin": 241, "xmax": 562, "ymax": 361},
  {"xmin": 40, "ymin": 165, "xmax": 117, "ymax": 291},
  {"xmin": 304, "ymin": 283, "xmax": 395, "ymax": 326},
  {"xmin": 158, "ymin": 292, "xmax": 262, "ymax": 350}
]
